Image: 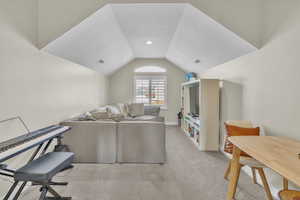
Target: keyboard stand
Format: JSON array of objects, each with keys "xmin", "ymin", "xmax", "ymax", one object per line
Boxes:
[
  {"xmin": 4, "ymin": 139, "xmax": 52, "ymax": 200},
  {"xmin": 0, "ymin": 117, "xmax": 71, "ymax": 200}
]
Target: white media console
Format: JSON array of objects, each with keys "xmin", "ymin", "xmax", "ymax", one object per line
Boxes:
[{"xmin": 181, "ymin": 79, "xmax": 220, "ymax": 151}]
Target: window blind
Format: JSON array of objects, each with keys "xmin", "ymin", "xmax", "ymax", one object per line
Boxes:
[{"xmin": 135, "ymin": 76, "xmax": 167, "ymax": 106}]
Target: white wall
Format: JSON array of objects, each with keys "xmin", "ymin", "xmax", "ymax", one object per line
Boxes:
[
  {"xmin": 109, "ymin": 58, "xmax": 185, "ymax": 124},
  {"xmin": 203, "ymin": 0, "xmax": 300, "ymax": 196},
  {"xmin": 0, "ymin": 0, "xmax": 108, "ymax": 196}
]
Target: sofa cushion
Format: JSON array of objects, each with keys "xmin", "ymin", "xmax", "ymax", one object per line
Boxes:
[
  {"xmin": 91, "ymin": 111, "xmax": 110, "ymax": 120},
  {"xmin": 111, "ymin": 114, "xmax": 125, "ymax": 122},
  {"xmin": 144, "ymin": 105, "xmax": 160, "ymax": 116},
  {"xmin": 128, "ymin": 103, "xmax": 144, "ymax": 117},
  {"xmin": 90, "ymin": 106, "xmax": 110, "ymax": 120},
  {"xmin": 90, "ymin": 106, "xmax": 107, "ymax": 113},
  {"xmin": 122, "ymin": 115, "xmax": 163, "ymax": 122}
]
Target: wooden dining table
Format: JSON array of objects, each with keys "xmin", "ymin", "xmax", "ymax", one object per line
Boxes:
[{"xmin": 227, "ymin": 136, "xmax": 300, "ymax": 200}]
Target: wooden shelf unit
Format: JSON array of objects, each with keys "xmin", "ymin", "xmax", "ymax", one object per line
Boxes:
[{"xmin": 181, "ymin": 79, "xmax": 220, "ymax": 151}]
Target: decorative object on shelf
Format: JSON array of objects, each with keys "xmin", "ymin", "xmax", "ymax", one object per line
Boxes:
[
  {"xmin": 182, "ymin": 114, "xmax": 200, "ymax": 147},
  {"xmin": 185, "ymin": 72, "xmax": 197, "ymax": 81},
  {"xmin": 177, "ymin": 110, "xmax": 183, "ymax": 127}
]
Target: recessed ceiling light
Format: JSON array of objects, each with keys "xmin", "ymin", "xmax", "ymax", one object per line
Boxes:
[
  {"xmin": 146, "ymin": 40, "xmax": 153, "ymax": 45},
  {"xmin": 194, "ymin": 59, "xmax": 201, "ymax": 64},
  {"xmin": 98, "ymin": 59, "xmax": 104, "ymax": 64}
]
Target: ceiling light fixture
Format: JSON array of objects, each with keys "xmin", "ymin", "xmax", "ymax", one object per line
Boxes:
[
  {"xmin": 194, "ymin": 59, "xmax": 201, "ymax": 64},
  {"xmin": 146, "ymin": 40, "xmax": 153, "ymax": 45}
]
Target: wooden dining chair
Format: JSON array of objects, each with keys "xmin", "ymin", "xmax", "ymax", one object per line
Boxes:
[
  {"xmin": 279, "ymin": 178, "xmax": 300, "ymax": 200},
  {"xmin": 223, "ymin": 120, "xmax": 273, "ymax": 200},
  {"xmin": 279, "ymin": 190, "xmax": 300, "ymax": 200}
]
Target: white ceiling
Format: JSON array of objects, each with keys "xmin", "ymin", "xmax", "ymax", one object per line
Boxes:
[
  {"xmin": 43, "ymin": 3, "xmax": 256, "ymax": 75},
  {"xmin": 111, "ymin": 4, "xmax": 185, "ymax": 58},
  {"xmin": 43, "ymin": 5, "xmax": 134, "ymax": 74},
  {"xmin": 166, "ymin": 4, "xmax": 257, "ymax": 74}
]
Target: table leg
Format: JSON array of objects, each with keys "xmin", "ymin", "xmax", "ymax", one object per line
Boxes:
[
  {"xmin": 227, "ymin": 145, "xmax": 242, "ymax": 200},
  {"xmin": 283, "ymin": 177, "xmax": 288, "ymax": 190}
]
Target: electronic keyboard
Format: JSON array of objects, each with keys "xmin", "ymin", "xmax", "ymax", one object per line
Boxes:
[{"xmin": 0, "ymin": 125, "xmax": 70, "ymax": 162}]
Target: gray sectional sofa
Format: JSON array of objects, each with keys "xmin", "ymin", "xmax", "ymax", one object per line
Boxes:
[{"xmin": 61, "ymin": 104, "xmax": 166, "ymax": 164}]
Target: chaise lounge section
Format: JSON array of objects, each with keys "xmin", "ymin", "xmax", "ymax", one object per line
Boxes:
[
  {"xmin": 117, "ymin": 121, "xmax": 166, "ymax": 164},
  {"xmin": 61, "ymin": 120, "xmax": 117, "ymax": 163}
]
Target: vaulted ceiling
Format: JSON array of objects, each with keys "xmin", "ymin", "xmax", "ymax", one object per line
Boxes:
[{"xmin": 43, "ymin": 3, "xmax": 256, "ymax": 75}]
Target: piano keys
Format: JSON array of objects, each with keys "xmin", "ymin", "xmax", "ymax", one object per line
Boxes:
[{"xmin": 0, "ymin": 125, "xmax": 70, "ymax": 163}]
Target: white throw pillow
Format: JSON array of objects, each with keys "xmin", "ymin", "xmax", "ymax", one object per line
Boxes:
[
  {"xmin": 107, "ymin": 105, "xmax": 121, "ymax": 115},
  {"xmin": 117, "ymin": 103, "xmax": 129, "ymax": 117},
  {"xmin": 91, "ymin": 106, "xmax": 107, "ymax": 113},
  {"xmin": 77, "ymin": 112, "xmax": 96, "ymax": 121},
  {"xmin": 128, "ymin": 103, "xmax": 144, "ymax": 117}
]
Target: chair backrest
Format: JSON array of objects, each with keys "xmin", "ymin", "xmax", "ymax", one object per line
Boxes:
[
  {"xmin": 226, "ymin": 120, "xmax": 254, "ymax": 128},
  {"xmin": 224, "ymin": 120, "xmax": 260, "ymax": 157},
  {"xmin": 226, "ymin": 120, "xmax": 266, "ymax": 136}
]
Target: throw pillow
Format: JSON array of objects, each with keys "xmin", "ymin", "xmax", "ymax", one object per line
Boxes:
[
  {"xmin": 90, "ymin": 106, "xmax": 110, "ymax": 120},
  {"xmin": 91, "ymin": 106, "xmax": 107, "ymax": 113},
  {"xmin": 117, "ymin": 103, "xmax": 129, "ymax": 117},
  {"xmin": 144, "ymin": 105, "xmax": 160, "ymax": 116},
  {"xmin": 128, "ymin": 103, "xmax": 144, "ymax": 117},
  {"xmin": 107, "ymin": 105, "xmax": 126, "ymax": 120},
  {"xmin": 77, "ymin": 112, "xmax": 96, "ymax": 121},
  {"xmin": 107, "ymin": 105, "xmax": 121, "ymax": 115}
]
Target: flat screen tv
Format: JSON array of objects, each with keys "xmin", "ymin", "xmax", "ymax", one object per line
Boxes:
[{"xmin": 189, "ymin": 85, "xmax": 199, "ymax": 117}]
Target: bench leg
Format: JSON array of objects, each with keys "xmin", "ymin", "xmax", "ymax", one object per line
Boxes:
[
  {"xmin": 12, "ymin": 181, "xmax": 27, "ymax": 200},
  {"xmin": 39, "ymin": 186, "xmax": 48, "ymax": 200},
  {"xmin": 48, "ymin": 185, "xmax": 62, "ymax": 198},
  {"xmin": 33, "ymin": 181, "xmax": 68, "ymax": 186},
  {"xmin": 46, "ymin": 185, "xmax": 72, "ymax": 200},
  {"xmin": 3, "ymin": 181, "xmax": 19, "ymax": 200},
  {"xmin": 5, "ymin": 144, "xmax": 45, "ymax": 200}
]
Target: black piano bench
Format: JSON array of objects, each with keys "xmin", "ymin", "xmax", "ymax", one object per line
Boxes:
[{"xmin": 14, "ymin": 152, "xmax": 74, "ymax": 200}]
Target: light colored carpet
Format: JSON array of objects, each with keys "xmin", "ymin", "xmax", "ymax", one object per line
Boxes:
[{"xmin": 20, "ymin": 126, "xmax": 266, "ymax": 200}]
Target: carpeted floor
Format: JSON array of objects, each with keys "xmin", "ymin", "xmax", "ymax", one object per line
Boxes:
[{"xmin": 21, "ymin": 126, "xmax": 266, "ymax": 200}]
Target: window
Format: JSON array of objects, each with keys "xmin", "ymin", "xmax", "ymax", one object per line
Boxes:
[
  {"xmin": 134, "ymin": 66, "xmax": 167, "ymax": 108},
  {"xmin": 135, "ymin": 66, "xmax": 166, "ymax": 73}
]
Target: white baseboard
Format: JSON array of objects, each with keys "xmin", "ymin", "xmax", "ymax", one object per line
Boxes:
[{"xmin": 165, "ymin": 122, "xmax": 178, "ymax": 126}]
